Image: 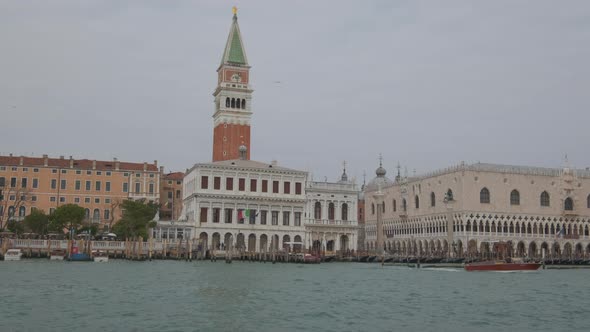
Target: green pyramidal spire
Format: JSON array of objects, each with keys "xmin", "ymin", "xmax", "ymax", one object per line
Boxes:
[{"xmin": 221, "ymin": 10, "xmax": 248, "ymax": 66}]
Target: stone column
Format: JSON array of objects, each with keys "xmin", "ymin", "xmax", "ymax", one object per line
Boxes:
[
  {"xmin": 445, "ymin": 200, "xmax": 455, "ymax": 257},
  {"xmin": 373, "ymin": 188, "xmax": 385, "ymax": 256}
]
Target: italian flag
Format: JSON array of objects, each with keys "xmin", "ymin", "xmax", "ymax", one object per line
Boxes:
[{"xmin": 238, "ymin": 209, "xmax": 251, "ymax": 221}]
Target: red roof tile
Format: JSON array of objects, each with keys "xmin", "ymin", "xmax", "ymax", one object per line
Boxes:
[
  {"xmin": 0, "ymin": 155, "xmax": 158, "ymax": 172},
  {"xmin": 163, "ymin": 172, "xmax": 184, "ymax": 180}
]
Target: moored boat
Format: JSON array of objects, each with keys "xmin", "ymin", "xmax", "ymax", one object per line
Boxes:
[
  {"xmin": 92, "ymin": 250, "xmax": 109, "ymax": 263},
  {"xmin": 304, "ymin": 254, "xmax": 320, "ymax": 264},
  {"xmin": 3, "ymin": 249, "xmax": 23, "ymax": 261},
  {"xmin": 464, "ymin": 260, "xmax": 541, "ymax": 271},
  {"xmin": 50, "ymin": 249, "xmax": 66, "ymax": 261}
]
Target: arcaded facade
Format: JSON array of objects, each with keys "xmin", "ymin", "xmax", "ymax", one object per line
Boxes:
[
  {"xmin": 365, "ymin": 162, "xmax": 590, "ymax": 259},
  {"xmin": 182, "ymin": 158, "xmax": 308, "ymax": 252}
]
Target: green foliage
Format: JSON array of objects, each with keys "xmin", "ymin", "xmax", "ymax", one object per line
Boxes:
[
  {"xmin": 50, "ymin": 204, "xmax": 85, "ymax": 231},
  {"xmin": 78, "ymin": 223, "xmax": 99, "ymax": 236},
  {"xmin": 112, "ymin": 199, "xmax": 158, "ymax": 239},
  {"xmin": 6, "ymin": 220, "xmax": 24, "ymax": 235},
  {"xmin": 23, "ymin": 209, "xmax": 49, "ymax": 235}
]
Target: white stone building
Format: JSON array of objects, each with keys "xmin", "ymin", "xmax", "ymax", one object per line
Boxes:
[
  {"xmin": 182, "ymin": 155, "xmax": 308, "ymax": 252},
  {"xmin": 364, "ymin": 161, "xmax": 590, "ymax": 259},
  {"xmin": 305, "ymin": 170, "xmax": 359, "ymax": 252}
]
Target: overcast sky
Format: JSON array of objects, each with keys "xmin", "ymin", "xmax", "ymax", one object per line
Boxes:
[{"xmin": 1, "ymin": 1, "xmax": 589, "ymax": 183}]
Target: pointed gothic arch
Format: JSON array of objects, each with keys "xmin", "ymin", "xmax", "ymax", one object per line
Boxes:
[
  {"xmin": 565, "ymin": 197, "xmax": 574, "ymax": 211},
  {"xmin": 430, "ymin": 192, "xmax": 435, "ymax": 207},
  {"xmin": 480, "ymin": 187, "xmax": 490, "ymax": 204},
  {"xmin": 510, "ymin": 189, "xmax": 520, "ymax": 205},
  {"xmin": 415, "ymin": 195, "xmax": 419, "ymax": 209},
  {"xmin": 540, "ymin": 191, "xmax": 550, "ymax": 207}
]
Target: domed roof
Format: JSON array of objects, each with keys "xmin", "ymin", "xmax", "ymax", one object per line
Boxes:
[{"xmin": 365, "ymin": 159, "xmax": 393, "ymax": 192}]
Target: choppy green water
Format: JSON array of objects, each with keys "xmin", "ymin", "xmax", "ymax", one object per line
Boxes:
[{"xmin": 0, "ymin": 260, "xmax": 588, "ymax": 332}]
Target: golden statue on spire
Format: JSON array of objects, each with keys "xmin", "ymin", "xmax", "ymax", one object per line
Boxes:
[{"xmin": 232, "ymin": 6, "xmax": 237, "ymax": 15}]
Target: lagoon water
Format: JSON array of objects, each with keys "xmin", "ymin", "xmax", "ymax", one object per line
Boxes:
[{"xmin": 0, "ymin": 260, "xmax": 589, "ymax": 332}]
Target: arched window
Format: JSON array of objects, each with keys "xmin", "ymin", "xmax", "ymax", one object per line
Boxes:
[
  {"xmin": 382, "ymin": 202, "xmax": 385, "ymax": 213},
  {"xmin": 93, "ymin": 209, "xmax": 100, "ymax": 221},
  {"xmin": 430, "ymin": 192, "xmax": 435, "ymax": 207},
  {"xmin": 225, "ymin": 97, "xmax": 230, "ymax": 107},
  {"xmin": 236, "ymin": 98, "xmax": 241, "ymax": 109},
  {"xmin": 8, "ymin": 206, "xmax": 15, "ymax": 217},
  {"xmin": 393, "ymin": 199, "xmax": 397, "ymax": 212},
  {"xmin": 540, "ymin": 191, "xmax": 550, "ymax": 207},
  {"xmin": 104, "ymin": 209, "xmax": 110, "ymax": 220},
  {"xmin": 18, "ymin": 206, "xmax": 26, "ymax": 217},
  {"xmin": 135, "ymin": 182, "xmax": 141, "ymax": 194},
  {"xmin": 415, "ymin": 195, "xmax": 419, "ymax": 209},
  {"xmin": 480, "ymin": 188, "xmax": 490, "ymax": 204},
  {"xmin": 328, "ymin": 202, "xmax": 335, "ymax": 220},
  {"xmin": 371, "ymin": 203, "xmax": 375, "ymax": 215},
  {"xmin": 510, "ymin": 190, "xmax": 520, "ymax": 205},
  {"xmin": 587, "ymin": 194, "xmax": 590, "ymax": 208},
  {"xmin": 231, "ymin": 98, "xmax": 235, "ymax": 108},
  {"xmin": 84, "ymin": 208, "xmax": 90, "ymax": 220},
  {"xmin": 341, "ymin": 203, "xmax": 348, "ymax": 221},
  {"xmin": 314, "ymin": 202, "xmax": 322, "ymax": 220},
  {"xmin": 402, "ymin": 199, "xmax": 407, "ymax": 212},
  {"xmin": 241, "ymin": 99, "xmax": 246, "ymax": 109},
  {"xmin": 565, "ymin": 197, "xmax": 574, "ymax": 211}
]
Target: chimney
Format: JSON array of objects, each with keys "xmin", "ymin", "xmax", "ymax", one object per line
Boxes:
[
  {"xmin": 143, "ymin": 162, "xmax": 147, "ymax": 172},
  {"xmin": 92, "ymin": 160, "xmax": 96, "ymax": 170},
  {"xmin": 43, "ymin": 154, "xmax": 48, "ymax": 166},
  {"xmin": 59, "ymin": 155, "xmax": 64, "ymax": 159},
  {"xmin": 69, "ymin": 156, "xmax": 73, "ymax": 168},
  {"xmin": 19, "ymin": 156, "xmax": 24, "ymax": 166},
  {"xmin": 159, "ymin": 166, "xmax": 164, "ymax": 174},
  {"xmin": 114, "ymin": 157, "xmax": 120, "ymax": 171},
  {"xmin": 154, "ymin": 160, "xmax": 158, "ymax": 167}
]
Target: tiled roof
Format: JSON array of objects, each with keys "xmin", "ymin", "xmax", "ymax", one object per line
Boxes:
[
  {"xmin": 163, "ymin": 172, "xmax": 184, "ymax": 180},
  {"xmin": 0, "ymin": 155, "xmax": 158, "ymax": 172}
]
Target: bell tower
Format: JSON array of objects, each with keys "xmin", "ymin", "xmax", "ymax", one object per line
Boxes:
[{"xmin": 212, "ymin": 7, "xmax": 253, "ymax": 162}]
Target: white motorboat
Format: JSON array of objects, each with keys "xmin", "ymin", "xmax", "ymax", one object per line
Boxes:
[
  {"xmin": 4, "ymin": 249, "xmax": 23, "ymax": 261},
  {"xmin": 92, "ymin": 250, "xmax": 109, "ymax": 263},
  {"xmin": 50, "ymin": 249, "xmax": 66, "ymax": 261}
]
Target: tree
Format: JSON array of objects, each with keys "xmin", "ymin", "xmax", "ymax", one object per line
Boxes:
[
  {"xmin": 50, "ymin": 204, "xmax": 85, "ymax": 231},
  {"xmin": 112, "ymin": 199, "xmax": 158, "ymax": 239},
  {"xmin": 23, "ymin": 209, "xmax": 49, "ymax": 235},
  {"xmin": 0, "ymin": 186, "xmax": 31, "ymax": 230},
  {"xmin": 107, "ymin": 198, "xmax": 122, "ymax": 231},
  {"xmin": 6, "ymin": 219, "xmax": 24, "ymax": 236}
]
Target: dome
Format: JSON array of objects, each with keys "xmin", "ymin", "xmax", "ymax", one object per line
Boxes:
[{"xmin": 365, "ymin": 161, "xmax": 393, "ymax": 192}]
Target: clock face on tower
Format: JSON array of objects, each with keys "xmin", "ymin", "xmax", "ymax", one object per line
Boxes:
[{"xmin": 231, "ymin": 73, "xmax": 242, "ymax": 82}]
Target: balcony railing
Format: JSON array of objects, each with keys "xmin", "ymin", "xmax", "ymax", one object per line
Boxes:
[{"xmin": 308, "ymin": 219, "xmax": 358, "ymax": 226}]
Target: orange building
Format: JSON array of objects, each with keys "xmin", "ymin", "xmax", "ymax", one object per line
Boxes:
[
  {"xmin": 159, "ymin": 172, "xmax": 184, "ymax": 221},
  {"xmin": 0, "ymin": 154, "xmax": 160, "ymax": 231}
]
